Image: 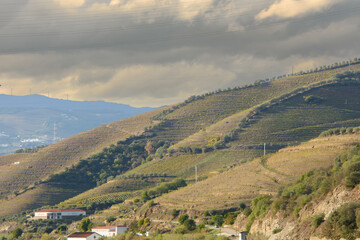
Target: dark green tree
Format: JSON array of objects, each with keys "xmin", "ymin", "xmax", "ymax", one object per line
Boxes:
[
  {"xmin": 183, "ymin": 219, "xmax": 196, "ymax": 231},
  {"xmin": 79, "ymin": 218, "xmax": 92, "ymax": 232},
  {"xmin": 178, "ymin": 214, "xmax": 189, "ymax": 224},
  {"xmin": 11, "ymin": 228, "xmax": 23, "ymax": 239}
]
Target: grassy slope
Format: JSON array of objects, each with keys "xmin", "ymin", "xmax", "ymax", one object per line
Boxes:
[
  {"xmin": 0, "ymin": 109, "xmax": 161, "ymax": 217},
  {"xmin": 58, "ymin": 178, "xmax": 164, "ymax": 208},
  {"xmin": 53, "ymin": 69, "xmax": 360, "ymax": 215},
  {"xmin": 155, "ymin": 133, "xmax": 360, "ymax": 210},
  {"xmin": 1, "ymin": 64, "xmax": 359, "ymax": 217},
  {"xmin": 232, "ymin": 82, "xmax": 360, "ymax": 146},
  {"xmin": 171, "ymin": 64, "xmax": 360, "ymax": 148}
]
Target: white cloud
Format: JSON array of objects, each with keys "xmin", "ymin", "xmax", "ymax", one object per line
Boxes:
[
  {"xmin": 87, "ymin": 0, "xmax": 214, "ymax": 22},
  {"xmin": 256, "ymin": 0, "xmax": 338, "ymax": 20},
  {"xmin": 54, "ymin": 0, "xmax": 85, "ymax": 8}
]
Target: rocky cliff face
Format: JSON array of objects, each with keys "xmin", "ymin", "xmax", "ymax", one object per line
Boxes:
[{"xmin": 248, "ymin": 185, "xmax": 360, "ymax": 240}]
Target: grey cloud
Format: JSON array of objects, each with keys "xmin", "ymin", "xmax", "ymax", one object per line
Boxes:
[{"xmin": 0, "ymin": 0, "xmax": 359, "ymax": 106}]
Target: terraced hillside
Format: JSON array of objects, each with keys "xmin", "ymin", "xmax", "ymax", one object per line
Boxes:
[
  {"xmin": 154, "ymin": 133, "xmax": 360, "ymax": 211},
  {"xmin": 159, "ymin": 64, "xmax": 360, "ymax": 146},
  {"xmin": 1, "ymin": 63, "xmax": 360, "ymax": 218},
  {"xmin": 58, "ymin": 178, "xmax": 167, "ymax": 209},
  {"xmin": 0, "ymin": 109, "xmax": 161, "ymax": 216},
  {"xmin": 232, "ymin": 81, "xmax": 360, "ymax": 146}
]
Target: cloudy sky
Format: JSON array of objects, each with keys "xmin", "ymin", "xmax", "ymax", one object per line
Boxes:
[{"xmin": 0, "ymin": 0, "xmax": 359, "ymax": 107}]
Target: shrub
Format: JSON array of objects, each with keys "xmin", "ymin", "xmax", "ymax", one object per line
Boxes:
[
  {"xmin": 178, "ymin": 214, "xmax": 189, "ymax": 224},
  {"xmin": 171, "ymin": 209, "xmax": 179, "ymax": 218},
  {"xmin": 243, "ymin": 207, "xmax": 252, "ymax": 217},
  {"xmin": 11, "ymin": 228, "xmax": 23, "ymax": 239},
  {"xmin": 79, "ymin": 218, "xmax": 92, "ymax": 232},
  {"xmin": 239, "ymin": 202, "xmax": 246, "ymax": 211},
  {"xmin": 272, "ymin": 228, "xmax": 282, "ymax": 234},
  {"xmin": 148, "ymin": 201, "xmax": 155, "ymax": 207},
  {"xmin": 313, "ymin": 213, "xmax": 325, "ymax": 228},
  {"xmin": 183, "ymin": 219, "xmax": 196, "ymax": 231},
  {"xmin": 106, "ymin": 216, "xmax": 116, "ymax": 223},
  {"xmin": 211, "ymin": 215, "xmax": 224, "ymax": 226},
  {"xmin": 323, "ymin": 202, "xmax": 360, "ymax": 239}
]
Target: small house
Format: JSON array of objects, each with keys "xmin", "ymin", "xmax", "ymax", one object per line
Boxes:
[
  {"xmin": 91, "ymin": 225, "xmax": 127, "ymax": 237},
  {"xmin": 34, "ymin": 209, "xmax": 86, "ymax": 220},
  {"xmin": 67, "ymin": 232, "xmax": 101, "ymax": 240}
]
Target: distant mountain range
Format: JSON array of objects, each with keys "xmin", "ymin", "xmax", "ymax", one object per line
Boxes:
[{"xmin": 0, "ymin": 94, "xmax": 155, "ymax": 154}]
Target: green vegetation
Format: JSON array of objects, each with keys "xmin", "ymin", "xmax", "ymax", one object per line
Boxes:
[
  {"xmin": 319, "ymin": 126, "xmax": 360, "ymax": 137},
  {"xmin": 313, "ymin": 213, "xmax": 325, "ymax": 228},
  {"xmin": 79, "ymin": 218, "xmax": 92, "ymax": 232},
  {"xmin": 322, "ymin": 203, "xmax": 360, "ymax": 240},
  {"xmin": 10, "ymin": 228, "xmax": 23, "ymax": 239},
  {"xmin": 246, "ymin": 195, "xmax": 272, "ymax": 231},
  {"xmin": 14, "ymin": 145, "xmax": 47, "ymax": 153},
  {"xmin": 141, "ymin": 178, "xmax": 187, "ymax": 201}
]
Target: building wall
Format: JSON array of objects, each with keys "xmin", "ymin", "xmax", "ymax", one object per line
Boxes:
[
  {"xmin": 116, "ymin": 227, "xmax": 127, "ymax": 234},
  {"xmin": 92, "ymin": 228, "xmax": 114, "ymax": 237},
  {"xmin": 68, "ymin": 233, "xmax": 101, "ymax": 240}
]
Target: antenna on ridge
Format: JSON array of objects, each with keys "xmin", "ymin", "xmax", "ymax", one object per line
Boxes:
[
  {"xmin": 53, "ymin": 123, "xmax": 57, "ymax": 143},
  {"xmin": 264, "ymin": 143, "xmax": 266, "ymax": 156}
]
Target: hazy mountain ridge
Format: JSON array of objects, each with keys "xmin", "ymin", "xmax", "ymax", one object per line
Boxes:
[{"xmin": 0, "ymin": 94, "xmax": 155, "ymax": 154}]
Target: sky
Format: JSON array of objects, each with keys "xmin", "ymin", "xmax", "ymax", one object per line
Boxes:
[{"xmin": 0, "ymin": 0, "xmax": 359, "ymax": 107}]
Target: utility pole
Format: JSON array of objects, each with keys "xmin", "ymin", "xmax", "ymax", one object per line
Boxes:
[
  {"xmin": 53, "ymin": 123, "xmax": 57, "ymax": 143},
  {"xmin": 264, "ymin": 143, "xmax": 266, "ymax": 156},
  {"xmin": 195, "ymin": 165, "xmax": 198, "ymax": 183}
]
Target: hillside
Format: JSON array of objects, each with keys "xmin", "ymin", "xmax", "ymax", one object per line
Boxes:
[
  {"xmin": 0, "ymin": 109, "xmax": 162, "ymax": 217},
  {"xmin": 151, "ymin": 133, "xmax": 360, "ymax": 211},
  {"xmin": 0, "ymin": 94, "xmax": 154, "ymax": 155},
  {"xmin": 1, "ymin": 62, "xmax": 360, "ymax": 219}
]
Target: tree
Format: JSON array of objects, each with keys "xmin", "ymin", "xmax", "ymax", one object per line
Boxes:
[
  {"xmin": 79, "ymin": 218, "xmax": 92, "ymax": 232},
  {"xmin": 141, "ymin": 191, "xmax": 151, "ymax": 202},
  {"xmin": 106, "ymin": 216, "xmax": 116, "ymax": 223},
  {"xmin": 11, "ymin": 228, "xmax": 23, "ymax": 239},
  {"xmin": 178, "ymin": 214, "xmax": 189, "ymax": 224},
  {"xmin": 171, "ymin": 209, "xmax": 179, "ymax": 218},
  {"xmin": 145, "ymin": 141, "xmax": 155, "ymax": 155},
  {"xmin": 183, "ymin": 219, "xmax": 196, "ymax": 231},
  {"xmin": 212, "ymin": 215, "xmax": 224, "ymax": 226}
]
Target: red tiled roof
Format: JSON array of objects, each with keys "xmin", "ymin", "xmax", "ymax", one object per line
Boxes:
[
  {"xmin": 117, "ymin": 225, "xmax": 126, "ymax": 227},
  {"xmin": 36, "ymin": 209, "xmax": 85, "ymax": 213},
  {"xmin": 92, "ymin": 226, "xmax": 114, "ymax": 229},
  {"xmin": 68, "ymin": 232, "xmax": 96, "ymax": 238},
  {"xmin": 109, "ymin": 230, "xmax": 116, "ymax": 232}
]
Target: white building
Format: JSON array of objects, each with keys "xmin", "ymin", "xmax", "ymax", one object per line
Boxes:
[
  {"xmin": 91, "ymin": 225, "xmax": 127, "ymax": 237},
  {"xmin": 34, "ymin": 209, "xmax": 86, "ymax": 220},
  {"xmin": 67, "ymin": 232, "xmax": 101, "ymax": 240}
]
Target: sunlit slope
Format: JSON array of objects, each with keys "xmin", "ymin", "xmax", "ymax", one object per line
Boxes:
[
  {"xmin": 0, "ymin": 109, "xmax": 161, "ymax": 197},
  {"xmin": 58, "ymin": 178, "xmax": 160, "ymax": 208},
  {"xmin": 166, "ymin": 64, "xmax": 360, "ymax": 147},
  {"xmin": 232, "ymin": 82, "xmax": 360, "ymax": 146},
  {"xmin": 156, "ymin": 133, "xmax": 360, "ymax": 210}
]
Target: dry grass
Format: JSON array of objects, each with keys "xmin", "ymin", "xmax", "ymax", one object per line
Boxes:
[
  {"xmin": 155, "ymin": 133, "xmax": 360, "ymax": 210},
  {"xmin": 0, "ymin": 109, "xmax": 163, "ymax": 217}
]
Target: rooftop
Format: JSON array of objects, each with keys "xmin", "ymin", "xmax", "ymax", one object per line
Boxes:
[
  {"xmin": 36, "ymin": 209, "xmax": 85, "ymax": 213},
  {"xmin": 68, "ymin": 232, "xmax": 96, "ymax": 238}
]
